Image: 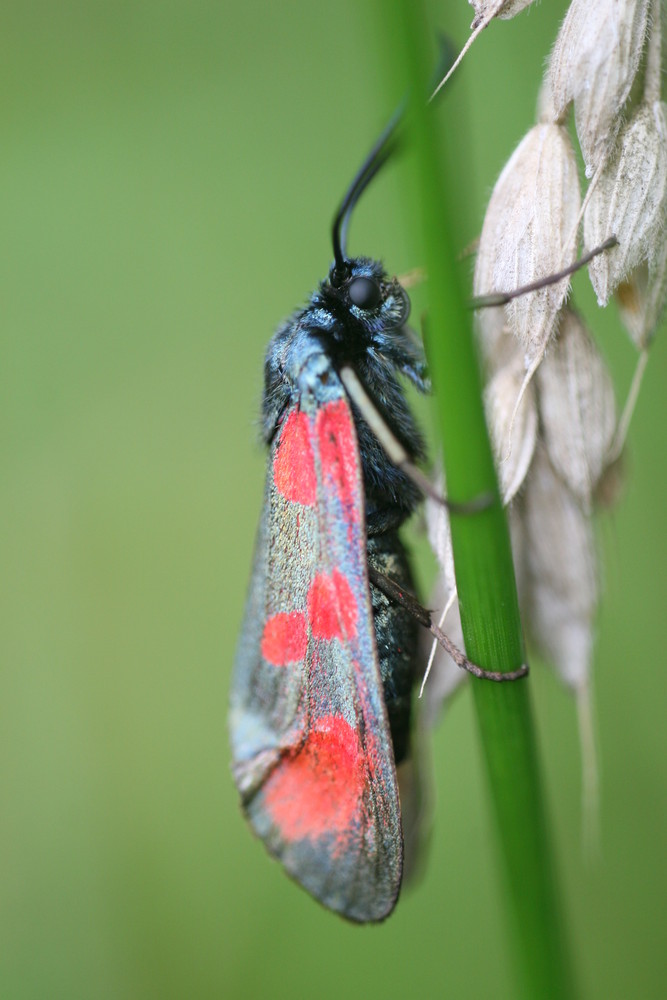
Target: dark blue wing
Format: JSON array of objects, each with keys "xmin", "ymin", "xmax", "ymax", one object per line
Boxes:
[{"xmin": 229, "ymin": 383, "xmax": 403, "ymax": 922}]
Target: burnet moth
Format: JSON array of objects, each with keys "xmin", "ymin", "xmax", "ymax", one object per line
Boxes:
[
  {"xmin": 228, "ymin": 99, "xmax": 435, "ymax": 922},
  {"xmin": 228, "ymin": 99, "xmax": 526, "ymax": 921}
]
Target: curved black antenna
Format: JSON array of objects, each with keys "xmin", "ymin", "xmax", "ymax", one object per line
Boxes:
[
  {"xmin": 330, "ymin": 103, "xmax": 404, "ymax": 284},
  {"xmin": 330, "ymin": 35, "xmax": 458, "ymax": 285},
  {"xmin": 338, "ymin": 141, "xmax": 395, "ymax": 267}
]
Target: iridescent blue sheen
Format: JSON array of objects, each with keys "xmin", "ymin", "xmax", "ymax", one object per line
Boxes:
[
  {"xmin": 260, "ymin": 256, "xmax": 426, "ymax": 764},
  {"xmin": 231, "ymin": 253, "xmax": 427, "ymax": 922}
]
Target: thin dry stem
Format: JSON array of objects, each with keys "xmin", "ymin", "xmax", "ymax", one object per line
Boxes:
[
  {"xmin": 609, "ymin": 347, "xmax": 650, "ymax": 459},
  {"xmin": 420, "ymin": 588, "xmax": 458, "ymax": 698},
  {"xmin": 577, "ymin": 680, "xmax": 601, "ymax": 863},
  {"xmin": 429, "ymin": 0, "xmax": 507, "ymax": 102}
]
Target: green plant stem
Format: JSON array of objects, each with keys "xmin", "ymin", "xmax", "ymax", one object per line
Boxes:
[{"xmin": 377, "ymin": 6, "xmax": 578, "ymax": 998}]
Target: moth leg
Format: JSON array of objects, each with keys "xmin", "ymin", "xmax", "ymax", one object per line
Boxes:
[
  {"xmin": 367, "ymin": 564, "xmax": 529, "ymax": 684},
  {"xmin": 340, "ymin": 365, "xmax": 492, "ymax": 515},
  {"xmin": 471, "ymin": 236, "xmax": 617, "ymax": 310},
  {"xmin": 366, "ymin": 533, "xmax": 418, "ymax": 765}
]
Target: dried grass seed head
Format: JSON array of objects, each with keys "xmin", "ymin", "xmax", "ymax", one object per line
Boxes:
[
  {"xmin": 593, "ymin": 450, "xmax": 626, "ymax": 509},
  {"xmin": 536, "ymin": 71, "xmax": 563, "ymax": 126},
  {"xmin": 585, "ymin": 101, "xmax": 667, "ymax": 304},
  {"xmin": 616, "ymin": 238, "xmax": 667, "ymax": 347},
  {"xmin": 474, "ymin": 123, "xmax": 581, "ymax": 361},
  {"xmin": 485, "ymin": 356, "xmax": 538, "ymax": 503},
  {"xmin": 473, "ymin": 248, "xmax": 521, "ymax": 374},
  {"xmin": 537, "ymin": 309, "xmax": 617, "ymax": 510},
  {"xmin": 522, "ymin": 446, "xmax": 598, "ymax": 690},
  {"xmin": 475, "ymin": 313, "xmax": 523, "ymax": 375},
  {"xmin": 549, "ymin": 0, "xmax": 650, "ymax": 176}
]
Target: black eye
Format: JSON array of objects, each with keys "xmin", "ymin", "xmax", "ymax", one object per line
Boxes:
[{"xmin": 347, "ymin": 276, "xmax": 381, "ymax": 310}]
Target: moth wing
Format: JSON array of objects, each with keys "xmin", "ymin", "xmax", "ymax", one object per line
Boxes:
[{"xmin": 230, "ymin": 392, "xmax": 403, "ymax": 922}]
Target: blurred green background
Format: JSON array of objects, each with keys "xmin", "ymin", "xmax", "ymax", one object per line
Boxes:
[{"xmin": 2, "ymin": 2, "xmax": 666, "ymax": 998}]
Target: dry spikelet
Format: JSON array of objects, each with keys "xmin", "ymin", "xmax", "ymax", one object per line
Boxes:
[
  {"xmin": 520, "ymin": 444, "xmax": 601, "ymax": 840},
  {"xmin": 472, "ymin": 246, "xmax": 518, "ymax": 374},
  {"xmin": 485, "ymin": 357, "xmax": 538, "ymax": 503},
  {"xmin": 475, "ymin": 314, "xmax": 522, "ymax": 375},
  {"xmin": 474, "ymin": 123, "xmax": 581, "ymax": 361},
  {"xmin": 537, "ymin": 309, "xmax": 617, "ymax": 510},
  {"xmin": 594, "ymin": 450, "xmax": 626, "ymax": 509},
  {"xmin": 521, "ymin": 446, "xmax": 598, "ymax": 691},
  {"xmin": 585, "ymin": 101, "xmax": 667, "ymax": 305},
  {"xmin": 446, "ymin": 0, "xmax": 658, "ymax": 852},
  {"xmin": 536, "ymin": 70, "xmax": 562, "ymax": 126},
  {"xmin": 616, "ymin": 240, "xmax": 667, "ymax": 347},
  {"xmin": 427, "ymin": 0, "xmax": 659, "ymax": 825},
  {"xmin": 550, "ymin": 0, "xmax": 650, "ymax": 176}
]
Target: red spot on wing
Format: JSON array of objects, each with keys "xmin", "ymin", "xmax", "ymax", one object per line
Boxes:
[
  {"xmin": 273, "ymin": 411, "xmax": 316, "ymax": 506},
  {"xmin": 261, "ymin": 612, "xmax": 307, "ymax": 666},
  {"xmin": 307, "ymin": 570, "xmax": 358, "ymax": 641},
  {"xmin": 317, "ymin": 399, "xmax": 360, "ymax": 519},
  {"xmin": 264, "ymin": 715, "xmax": 366, "ymax": 841}
]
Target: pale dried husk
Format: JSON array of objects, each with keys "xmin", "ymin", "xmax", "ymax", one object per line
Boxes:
[
  {"xmin": 536, "ymin": 71, "xmax": 561, "ymax": 125},
  {"xmin": 474, "ymin": 123, "xmax": 581, "ymax": 361},
  {"xmin": 475, "ymin": 312, "xmax": 522, "ymax": 376},
  {"xmin": 615, "ymin": 224, "xmax": 667, "ymax": 348},
  {"xmin": 537, "ymin": 310, "xmax": 617, "ymax": 509},
  {"xmin": 485, "ymin": 357, "xmax": 538, "ymax": 503},
  {"xmin": 522, "ymin": 447, "xmax": 598, "ymax": 690},
  {"xmin": 585, "ymin": 101, "xmax": 667, "ymax": 305},
  {"xmin": 473, "ymin": 297, "xmax": 511, "ymax": 374},
  {"xmin": 550, "ymin": 0, "xmax": 650, "ymax": 176}
]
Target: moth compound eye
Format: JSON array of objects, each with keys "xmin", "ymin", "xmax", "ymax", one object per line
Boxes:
[{"xmin": 347, "ymin": 276, "xmax": 381, "ymax": 311}]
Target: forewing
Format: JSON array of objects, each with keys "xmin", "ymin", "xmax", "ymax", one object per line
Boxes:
[{"xmin": 229, "ymin": 392, "xmax": 403, "ymax": 922}]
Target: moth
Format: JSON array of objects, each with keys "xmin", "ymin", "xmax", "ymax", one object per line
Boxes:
[
  {"xmin": 228, "ymin": 103, "xmax": 527, "ymax": 922},
  {"xmin": 228, "ymin": 100, "xmax": 437, "ymax": 922}
]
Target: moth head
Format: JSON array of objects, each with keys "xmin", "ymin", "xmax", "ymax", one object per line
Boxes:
[{"xmin": 325, "ymin": 257, "xmax": 410, "ymax": 334}]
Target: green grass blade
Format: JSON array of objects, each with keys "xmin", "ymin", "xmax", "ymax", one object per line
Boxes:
[{"xmin": 377, "ymin": 5, "xmax": 578, "ymax": 997}]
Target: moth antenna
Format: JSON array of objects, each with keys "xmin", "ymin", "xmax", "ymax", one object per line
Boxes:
[
  {"xmin": 331, "ymin": 36, "xmax": 458, "ymax": 280},
  {"xmin": 331, "ymin": 105, "xmax": 403, "ymax": 280},
  {"xmin": 338, "ymin": 143, "xmax": 396, "ymax": 264}
]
